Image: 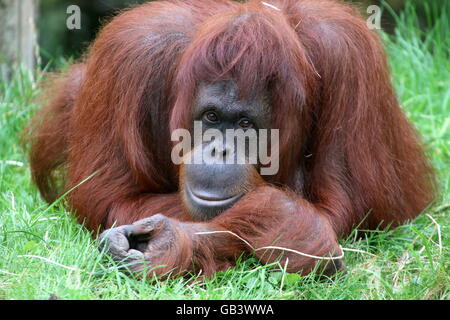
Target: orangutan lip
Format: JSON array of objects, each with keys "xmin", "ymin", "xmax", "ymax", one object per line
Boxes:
[{"xmin": 184, "ymin": 183, "xmax": 241, "ymax": 205}]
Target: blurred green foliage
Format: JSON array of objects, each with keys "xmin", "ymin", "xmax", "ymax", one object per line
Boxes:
[{"xmin": 39, "ymin": 0, "xmax": 147, "ymax": 66}]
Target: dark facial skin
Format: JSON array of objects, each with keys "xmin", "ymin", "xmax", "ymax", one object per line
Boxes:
[{"xmin": 182, "ymin": 81, "xmax": 271, "ymax": 221}]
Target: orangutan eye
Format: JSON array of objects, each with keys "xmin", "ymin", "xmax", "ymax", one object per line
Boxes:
[
  {"xmin": 238, "ymin": 118, "xmax": 253, "ymax": 128},
  {"xmin": 203, "ymin": 111, "xmax": 219, "ymax": 123}
]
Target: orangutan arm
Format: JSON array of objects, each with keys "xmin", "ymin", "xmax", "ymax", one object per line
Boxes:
[{"xmin": 99, "ymin": 186, "xmax": 343, "ymax": 278}]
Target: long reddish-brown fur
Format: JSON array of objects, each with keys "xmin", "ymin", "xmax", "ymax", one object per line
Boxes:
[{"xmin": 25, "ymin": 0, "xmax": 435, "ymax": 276}]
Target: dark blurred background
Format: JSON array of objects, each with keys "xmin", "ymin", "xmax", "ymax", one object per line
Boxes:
[{"xmin": 34, "ymin": 0, "xmax": 439, "ymax": 67}]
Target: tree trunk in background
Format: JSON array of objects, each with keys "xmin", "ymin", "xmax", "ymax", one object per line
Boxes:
[{"xmin": 0, "ymin": 0, "xmax": 39, "ymax": 81}]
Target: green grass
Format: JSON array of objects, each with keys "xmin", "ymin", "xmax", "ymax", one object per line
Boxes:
[{"xmin": 0, "ymin": 2, "xmax": 448, "ymax": 300}]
